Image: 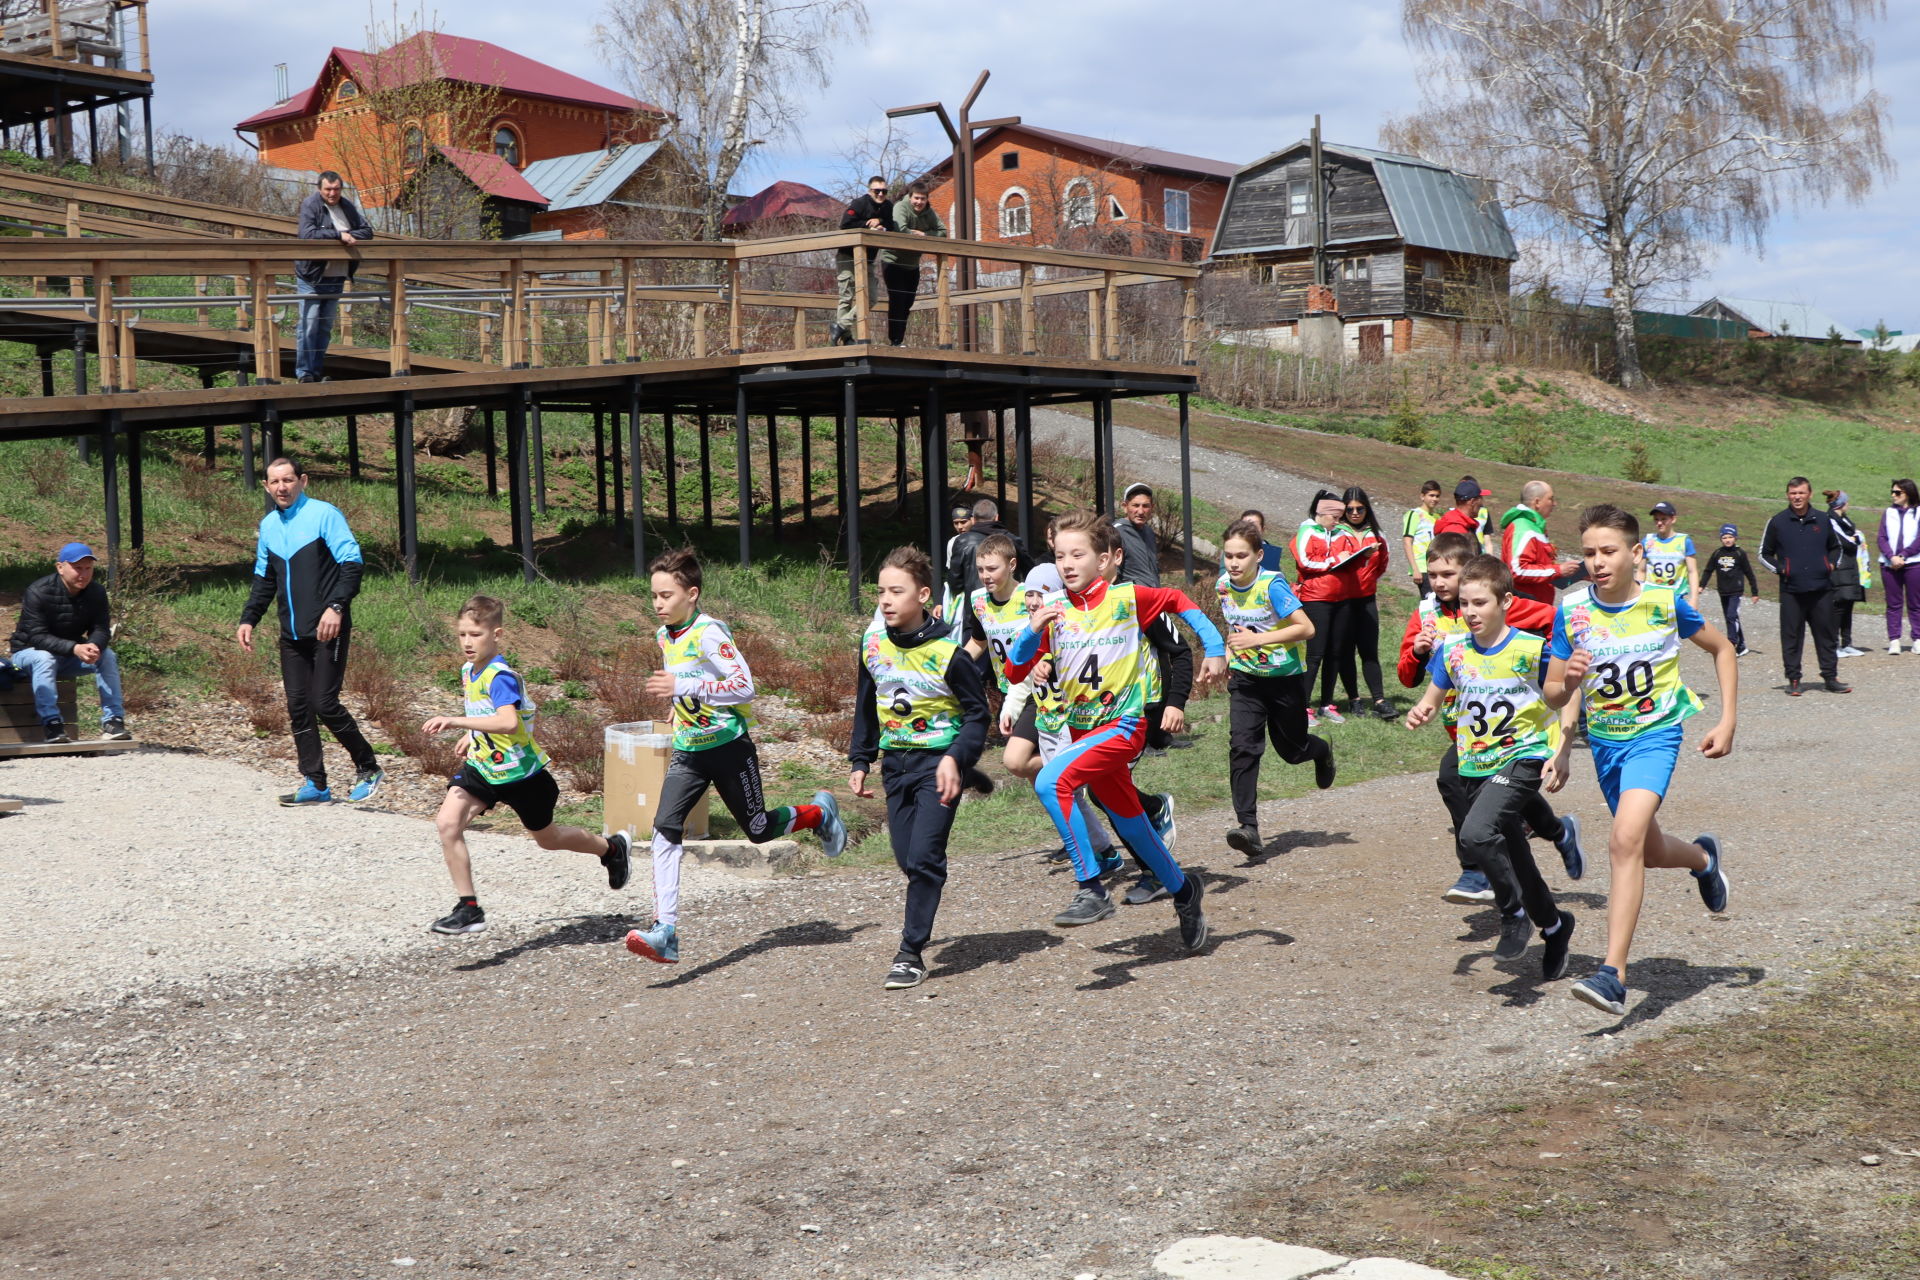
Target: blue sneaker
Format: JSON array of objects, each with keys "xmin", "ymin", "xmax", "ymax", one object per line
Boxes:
[
  {"xmin": 1150, "ymin": 792, "xmax": 1177, "ymax": 853},
  {"xmin": 1095, "ymin": 848, "xmax": 1125, "ymax": 879},
  {"xmin": 814, "ymin": 791, "xmax": 847, "ymax": 857},
  {"xmin": 1555, "ymin": 813, "xmax": 1587, "ymax": 881},
  {"xmin": 278, "ymin": 778, "xmax": 332, "ymax": 806},
  {"xmin": 625, "ymin": 920, "xmax": 680, "ymax": 964},
  {"xmin": 1571, "ymin": 964, "xmax": 1628, "ymax": 1016},
  {"xmin": 347, "ymin": 769, "xmax": 384, "ymax": 804},
  {"xmin": 1692, "ymin": 834, "xmax": 1728, "ymax": 912},
  {"xmin": 1444, "ymin": 868, "xmax": 1496, "ymax": 904}
]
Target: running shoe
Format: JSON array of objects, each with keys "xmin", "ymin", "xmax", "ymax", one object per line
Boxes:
[
  {"xmin": 1150, "ymin": 793, "xmax": 1177, "ymax": 853},
  {"xmin": 279, "ymin": 778, "xmax": 332, "ymax": 806},
  {"xmin": 1443, "ymin": 869, "xmax": 1496, "ymax": 904},
  {"xmin": 601, "ymin": 831, "xmax": 633, "ymax": 890},
  {"xmin": 348, "ymin": 769, "xmax": 385, "ymax": 803},
  {"xmin": 962, "ymin": 766, "xmax": 996, "ymax": 796},
  {"xmin": 1541, "ymin": 910, "xmax": 1576, "ymax": 981},
  {"xmin": 1495, "ymin": 909, "xmax": 1533, "ymax": 960},
  {"xmin": 1571, "ymin": 965, "xmax": 1628, "ymax": 1016},
  {"xmin": 884, "ymin": 958, "xmax": 926, "ymax": 990},
  {"xmin": 1123, "ymin": 873, "xmax": 1171, "ymax": 905},
  {"xmin": 1372, "ymin": 699, "xmax": 1396, "ymax": 721},
  {"xmin": 1305, "ymin": 707, "xmax": 1320, "ymax": 730},
  {"xmin": 1319, "ymin": 704, "xmax": 1346, "ymax": 725},
  {"xmin": 1692, "ymin": 834, "xmax": 1729, "ymax": 913},
  {"xmin": 625, "ymin": 920, "xmax": 680, "ymax": 963},
  {"xmin": 1314, "ymin": 749, "xmax": 1336, "ymax": 790},
  {"xmin": 1224, "ymin": 825, "xmax": 1263, "ymax": 858},
  {"xmin": 1736, "ymin": 646, "xmax": 1751, "ymax": 657},
  {"xmin": 41, "ymin": 719, "xmax": 70, "ymax": 745},
  {"xmin": 1173, "ymin": 872, "xmax": 1208, "ymax": 952},
  {"xmin": 1555, "ymin": 813, "xmax": 1587, "ymax": 881},
  {"xmin": 1837, "ymin": 645, "xmax": 1862, "ymax": 658},
  {"xmin": 814, "ymin": 791, "xmax": 848, "ymax": 857},
  {"xmin": 100, "ymin": 717, "xmax": 132, "ymax": 741},
  {"xmin": 1053, "ymin": 888, "xmax": 1116, "ymax": 927},
  {"xmin": 1042, "ymin": 845, "xmax": 1071, "ymax": 863},
  {"xmin": 430, "ymin": 900, "xmax": 487, "ymax": 936},
  {"xmin": 1095, "ymin": 848, "xmax": 1126, "ymax": 879},
  {"xmin": 1822, "ymin": 678, "xmax": 1852, "ymax": 694},
  {"xmin": 1891, "ymin": 640, "xmax": 1904, "ymax": 655},
  {"xmin": 1786, "ymin": 679, "xmax": 1802, "ymax": 697}
]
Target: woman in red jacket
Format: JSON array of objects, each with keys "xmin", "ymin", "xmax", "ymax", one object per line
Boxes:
[
  {"xmin": 1330, "ymin": 486, "xmax": 1394, "ymax": 720},
  {"xmin": 1293, "ymin": 490, "xmax": 1360, "ymax": 726}
]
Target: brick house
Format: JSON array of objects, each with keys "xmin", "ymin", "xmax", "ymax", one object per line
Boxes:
[{"xmin": 921, "ymin": 124, "xmax": 1234, "ymax": 263}]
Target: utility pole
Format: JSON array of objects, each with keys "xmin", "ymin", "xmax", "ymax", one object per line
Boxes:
[{"xmin": 1311, "ymin": 114, "xmax": 1327, "ymax": 288}]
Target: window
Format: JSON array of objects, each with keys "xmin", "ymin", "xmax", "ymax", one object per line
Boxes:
[
  {"xmin": 1340, "ymin": 256, "xmax": 1371, "ymax": 283},
  {"xmin": 998, "ymin": 189, "xmax": 1030, "ymax": 238},
  {"xmin": 1287, "ymin": 179, "xmax": 1309, "ymax": 217},
  {"xmin": 337, "ymin": 79, "xmax": 358, "ymax": 101},
  {"xmin": 1107, "ymin": 195, "xmax": 1127, "ymax": 221},
  {"xmin": 403, "ymin": 125, "xmax": 424, "ymax": 168},
  {"xmin": 1422, "ymin": 258, "xmax": 1441, "ymax": 280},
  {"xmin": 1001, "ymin": 150, "xmax": 1020, "ymax": 171},
  {"xmin": 1063, "ymin": 179, "xmax": 1094, "ymax": 229},
  {"xmin": 1163, "ymin": 188, "xmax": 1191, "ymax": 233},
  {"xmin": 493, "ymin": 125, "xmax": 521, "ymax": 167}
]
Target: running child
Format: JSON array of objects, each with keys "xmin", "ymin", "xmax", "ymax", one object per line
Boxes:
[
  {"xmin": 625, "ymin": 548, "xmax": 847, "ymax": 964},
  {"xmin": 1004, "ymin": 511, "xmax": 1228, "ymax": 950},
  {"xmin": 1642, "ymin": 502, "xmax": 1700, "ymax": 607},
  {"xmin": 1217, "ymin": 517, "xmax": 1335, "ymax": 857},
  {"xmin": 1544, "ymin": 504, "xmax": 1736, "ymax": 1017},
  {"xmin": 424, "ymin": 595, "xmax": 633, "ymax": 936},
  {"xmin": 1698, "ymin": 524, "xmax": 1759, "ymax": 657},
  {"xmin": 1397, "ymin": 532, "xmax": 1586, "ymax": 905},
  {"xmin": 1406, "ymin": 557, "xmax": 1580, "ymax": 978},
  {"xmin": 849, "ymin": 546, "xmax": 991, "ymax": 991}
]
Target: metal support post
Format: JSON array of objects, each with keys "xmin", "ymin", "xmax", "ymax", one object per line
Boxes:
[
  {"xmin": 766, "ymin": 413, "xmax": 780, "ymax": 535},
  {"xmin": 127, "ymin": 424, "xmax": 144, "ymax": 551},
  {"xmin": 800, "ymin": 414, "xmax": 813, "ymax": 530},
  {"xmin": 1178, "ymin": 391, "xmax": 1195, "ymax": 587},
  {"xmin": 1015, "ymin": 389, "xmax": 1033, "ymax": 546},
  {"xmin": 531, "ymin": 401, "xmax": 547, "ymax": 515},
  {"xmin": 628, "ymin": 379, "xmax": 647, "ymax": 576},
  {"xmin": 842, "ymin": 378, "xmax": 861, "ymax": 610},
  {"xmin": 700, "ymin": 412, "xmax": 713, "ymax": 529},
  {"xmin": 995, "ymin": 408, "xmax": 1007, "ymax": 511},
  {"xmin": 593, "ymin": 409, "xmax": 607, "ymax": 517},
  {"xmin": 663, "ymin": 409, "xmax": 678, "ymax": 527},
  {"xmin": 611, "ymin": 401, "xmax": 624, "ymax": 529},
  {"xmin": 483, "ymin": 409, "xmax": 497, "ymax": 500},
  {"xmin": 394, "ymin": 392, "xmax": 419, "ymax": 583},
  {"xmin": 922, "ymin": 385, "xmax": 944, "ymax": 567},
  {"xmin": 735, "ymin": 385, "xmax": 752, "ymax": 566},
  {"xmin": 101, "ymin": 412, "xmax": 121, "ymax": 584},
  {"xmin": 507, "ymin": 389, "xmax": 534, "ymax": 582}
]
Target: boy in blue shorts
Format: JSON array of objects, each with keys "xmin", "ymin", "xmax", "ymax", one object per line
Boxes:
[{"xmin": 1543, "ymin": 504, "xmax": 1738, "ymax": 1016}]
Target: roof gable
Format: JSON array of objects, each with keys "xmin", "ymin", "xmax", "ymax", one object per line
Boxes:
[
  {"xmin": 929, "ymin": 124, "xmax": 1237, "ymax": 183},
  {"xmin": 434, "ymin": 145, "xmax": 549, "ymax": 206},
  {"xmin": 519, "ymin": 140, "xmax": 669, "ymax": 212},
  {"xmin": 1689, "ymin": 296, "xmax": 1853, "ymax": 340},
  {"xmin": 722, "ymin": 179, "xmax": 841, "ymax": 226}
]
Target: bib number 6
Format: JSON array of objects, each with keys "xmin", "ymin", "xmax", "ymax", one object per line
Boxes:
[{"xmin": 889, "ymin": 690, "xmax": 914, "ymax": 718}]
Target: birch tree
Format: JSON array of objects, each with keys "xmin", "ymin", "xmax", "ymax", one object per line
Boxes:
[
  {"xmin": 594, "ymin": 0, "xmax": 868, "ymax": 242},
  {"xmin": 1386, "ymin": 0, "xmax": 1890, "ymax": 387}
]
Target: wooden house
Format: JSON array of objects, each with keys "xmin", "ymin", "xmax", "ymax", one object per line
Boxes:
[{"xmin": 1208, "ymin": 140, "xmax": 1516, "ymax": 359}]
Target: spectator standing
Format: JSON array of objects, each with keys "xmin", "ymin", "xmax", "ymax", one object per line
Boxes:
[
  {"xmin": 1642, "ymin": 502, "xmax": 1701, "ymax": 607},
  {"xmin": 8, "ymin": 542, "xmax": 130, "ymax": 744},
  {"xmin": 1331, "ymin": 486, "xmax": 1393, "ymax": 719},
  {"xmin": 878, "ymin": 182, "xmax": 946, "ymax": 347},
  {"xmin": 1293, "ymin": 490, "xmax": 1360, "ymax": 727},
  {"xmin": 1112, "ymin": 483, "xmax": 1162, "ymax": 588},
  {"xmin": 1240, "ymin": 509, "xmax": 1288, "ymax": 573},
  {"xmin": 1879, "ymin": 478, "xmax": 1920, "ymax": 653},
  {"xmin": 937, "ymin": 504, "xmax": 974, "ymax": 630},
  {"xmin": 1435, "ymin": 477, "xmax": 1484, "ymax": 543},
  {"xmin": 946, "ymin": 499, "xmax": 1033, "ymax": 649},
  {"xmin": 1698, "ymin": 524, "xmax": 1760, "ymax": 657},
  {"xmin": 1758, "ymin": 476, "xmax": 1849, "ymax": 696},
  {"xmin": 235, "ymin": 457, "xmax": 386, "ymax": 805},
  {"xmin": 832, "ymin": 177, "xmax": 893, "ymax": 345},
  {"xmin": 1402, "ymin": 480, "xmax": 1442, "ymax": 594},
  {"xmin": 1824, "ymin": 491, "xmax": 1868, "ymax": 656},
  {"xmin": 293, "ymin": 172, "xmax": 373, "ymax": 384},
  {"xmin": 1500, "ymin": 480, "xmax": 1573, "ymax": 605}
]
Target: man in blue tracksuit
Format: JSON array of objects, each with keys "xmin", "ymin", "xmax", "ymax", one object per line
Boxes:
[{"xmin": 235, "ymin": 457, "xmax": 384, "ymax": 805}]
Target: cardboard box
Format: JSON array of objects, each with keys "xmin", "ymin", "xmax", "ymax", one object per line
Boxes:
[{"xmin": 603, "ymin": 721, "xmax": 707, "ymax": 841}]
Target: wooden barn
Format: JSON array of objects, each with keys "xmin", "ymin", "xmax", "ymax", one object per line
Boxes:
[{"xmin": 1207, "ymin": 139, "xmax": 1517, "ymax": 359}]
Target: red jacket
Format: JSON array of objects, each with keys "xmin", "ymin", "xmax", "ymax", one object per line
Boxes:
[
  {"xmin": 1338, "ymin": 527, "xmax": 1389, "ymax": 597},
  {"xmin": 1290, "ymin": 519, "xmax": 1362, "ymax": 603},
  {"xmin": 1395, "ymin": 593, "xmax": 1557, "ymax": 688},
  {"xmin": 1499, "ymin": 505, "xmax": 1562, "ymax": 605}
]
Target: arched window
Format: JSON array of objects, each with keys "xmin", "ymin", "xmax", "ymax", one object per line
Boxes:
[
  {"xmin": 492, "ymin": 124, "xmax": 521, "ymax": 167},
  {"xmin": 1063, "ymin": 179, "xmax": 1094, "ymax": 229},
  {"xmin": 337, "ymin": 79, "xmax": 358, "ymax": 101},
  {"xmin": 998, "ymin": 188, "xmax": 1030, "ymax": 238},
  {"xmin": 403, "ymin": 124, "xmax": 424, "ymax": 168}
]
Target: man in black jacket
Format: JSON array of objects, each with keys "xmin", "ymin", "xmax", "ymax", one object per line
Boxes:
[
  {"xmin": 294, "ymin": 172, "xmax": 373, "ymax": 383},
  {"xmin": 944, "ymin": 499, "xmax": 1034, "ymax": 613},
  {"xmin": 1759, "ymin": 476, "xmax": 1849, "ymax": 695},
  {"xmin": 9, "ymin": 542, "xmax": 129, "ymax": 743},
  {"xmin": 832, "ymin": 176, "xmax": 892, "ymax": 344}
]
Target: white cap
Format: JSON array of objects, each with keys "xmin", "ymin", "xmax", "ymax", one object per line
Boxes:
[{"xmin": 1021, "ymin": 563, "xmax": 1064, "ymax": 594}]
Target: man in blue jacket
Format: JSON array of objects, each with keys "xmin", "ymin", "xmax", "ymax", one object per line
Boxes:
[
  {"xmin": 235, "ymin": 457, "xmax": 384, "ymax": 805},
  {"xmin": 294, "ymin": 172, "xmax": 373, "ymax": 383}
]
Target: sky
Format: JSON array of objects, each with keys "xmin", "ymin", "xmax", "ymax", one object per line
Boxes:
[{"xmin": 156, "ymin": 0, "xmax": 1920, "ymax": 333}]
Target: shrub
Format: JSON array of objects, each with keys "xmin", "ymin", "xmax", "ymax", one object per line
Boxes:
[
  {"xmin": 1496, "ymin": 405, "xmax": 1551, "ymax": 468},
  {"xmin": 591, "ymin": 640, "xmax": 659, "ymax": 724},
  {"xmin": 1387, "ymin": 397, "xmax": 1429, "ymax": 449},
  {"xmin": 215, "ymin": 647, "xmax": 288, "ymax": 735},
  {"xmin": 23, "ymin": 443, "xmax": 73, "ymax": 498},
  {"xmin": 537, "ymin": 707, "xmax": 605, "ymax": 792},
  {"xmin": 345, "ymin": 645, "xmax": 406, "ymax": 724},
  {"xmin": 387, "ymin": 722, "xmax": 463, "ymax": 780},
  {"xmin": 119, "ymin": 669, "xmax": 167, "ymax": 716},
  {"xmin": 1623, "ymin": 437, "xmax": 1662, "ymax": 485}
]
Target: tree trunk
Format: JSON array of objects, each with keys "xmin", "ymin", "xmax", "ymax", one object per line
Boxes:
[
  {"xmin": 1606, "ymin": 225, "xmax": 1644, "ymax": 389},
  {"xmin": 705, "ymin": 0, "xmax": 763, "ymax": 242}
]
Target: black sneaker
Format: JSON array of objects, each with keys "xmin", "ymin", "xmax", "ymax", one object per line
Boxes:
[
  {"xmin": 1541, "ymin": 910, "xmax": 1576, "ymax": 980},
  {"xmin": 41, "ymin": 719, "xmax": 71, "ymax": 745},
  {"xmin": 101, "ymin": 717, "xmax": 132, "ymax": 741},
  {"xmin": 1494, "ymin": 909, "xmax": 1533, "ymax": 960},
  {"xmin": 1173, "ymin": 872, "xmax": 1208, "ymax": 952},
  {"xmin": 1314, "ymin": 748, "xmax": 1336, "ymax": 790},
  {"xmin": 601, "ymin": 831, "xmax": 633, "ymax": 891},
  {"xmin": 1224, "ymin": 825, "xmax": 1262, "ymax": 857},
  {"xmin": 430, "ymin": 900, "xmax": 487, "ymax": 936},
  {"xmin": 1053, "ymin": 887, "xmax": 1116, "ymax": 927},
  {"xmin": 1822, "ymin": 678, "xmax": 1851, "ymax": 694},
  {"xmin": 962, "ymin": 766, "xmax": 996, "ymax": 796},
  {"xmin": 884, "ymin": 957, "xmax": 926, "ymax": 990},
  {"xmin": 1372, "ymin": 699, "xmax": 1396, "ymax": 721},
  {"xmin": 1041, "ymin": 845, "xmax": 1072, "ymax": 863}
]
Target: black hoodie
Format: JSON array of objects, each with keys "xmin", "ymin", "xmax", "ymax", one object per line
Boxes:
[{"xmin": 848, "ymin": 613, "xmax": 989, "ymax": 771}]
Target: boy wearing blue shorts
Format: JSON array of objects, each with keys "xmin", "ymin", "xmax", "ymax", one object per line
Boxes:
[{"xmin": 1544, "ymin": 504, "xmax": 1738, "ymax": 1016}]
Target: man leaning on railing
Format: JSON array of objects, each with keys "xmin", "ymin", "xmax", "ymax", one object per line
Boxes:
[{"xmin": 294, "ymin": 172, "xmax": 374, "ymax": 383}]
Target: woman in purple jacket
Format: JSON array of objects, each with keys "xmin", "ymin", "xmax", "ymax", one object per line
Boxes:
[{"xmin": 1881, "ymin": 478, "xmax": 1920, "ymax": 653}]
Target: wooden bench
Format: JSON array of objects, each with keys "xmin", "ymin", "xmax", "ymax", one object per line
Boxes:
[{"xmin": 0, "ymin": 673, "xmax": 138, "ymax": 759}]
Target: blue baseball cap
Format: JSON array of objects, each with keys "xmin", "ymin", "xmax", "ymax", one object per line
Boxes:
[{"xmin": 57, "ymin": 541, "xmax": 96, "ymax": 563}]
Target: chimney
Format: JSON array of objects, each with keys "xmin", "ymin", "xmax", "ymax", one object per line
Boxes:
[{"xmin": 274, "ymin": 63, "xmax": 290, "ymax": 104}]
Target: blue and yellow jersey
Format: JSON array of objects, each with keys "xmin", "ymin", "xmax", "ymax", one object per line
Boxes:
[
  {"xmin": 1217, "ymin": 568, "xmax": 1306, "ymax": 677},
  {"xmin": 460, "ymin": 656, "xmax": 550, "ymax": 784},
  {"xmin": 1551, "ymin": 584, "xmax": 1705, "ymax": 740}
]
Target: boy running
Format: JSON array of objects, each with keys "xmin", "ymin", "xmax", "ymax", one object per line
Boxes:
[
  {"xmin": 1698, "ymin": 524, "xmax": 1760, "ymax": 657},
  {"xmin": 1544, "ymin": 504, "xmax": 1736, "ymax": 1017},
  {"xmin": 424, "ymin": 595, "xmax": 633, "ymax": 936},
  {"xmin": 1005, "ymin": 511, "xmax": 1228, "ymax": 951},
  {"xmin": 1407, "ymin": 557, "xmax": 1580, "ymax": 978},
  {"xmin": 1642, "ymin": 502, "xmax": 1700, "ymax": 607},
  {"xmin": 625, "ymin": 549, "xmax": 847, "ymax": 964}
]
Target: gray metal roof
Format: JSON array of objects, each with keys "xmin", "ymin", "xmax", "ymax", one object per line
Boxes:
[
  {"xmin": 1689, "ymin": 296, "xmax": 1854, "ymax": 341},
  {"xmin": 520, "ymin": 140, "xmax": 667, "ymax": 213}
]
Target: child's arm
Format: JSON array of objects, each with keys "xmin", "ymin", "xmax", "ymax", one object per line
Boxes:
[
  {"xmin": 679, "ymin": 626, "xmax": 755, "ymax": 705},
  {"xmin": 1403, "ymin": 681, "xmax": 1445, "ymax": 729},
  {"xmin": 1134, "ymin": 586, "xmax": 1228, "ymax": 692},
  {"xmin": 1685, "ymin": 541, "xmax": 1701, "ymax": 607},
  {"xmin": 1542, "ymin": 694, "xmax": 1580, "ymax": 792},
  {"xmin": 1395, "ymin": 605, "xmax": 1433, "ymax": 687},
  {"xmin": 847, "ymin": 658, "xmax": 880, "ymax": 797},
  {"xmin": 938, "ymin": 644, "xmax": 991, "ymax": 803},
  {"xmin": 423, "ymin": 706, "xmax": 518, "ymax": 735},
  {"xmin": 1000, "ymin": 679, "xmax": 1031, "ymax": 736},
  {"xmin": 1541, "ymin": 608, "xmax": 1586, "ymax": 709},
  {"xmin": 1688, "ymin": 621, "xmax": 1738, "ymax": 758},
  {"xmin": 1003, "ymin": 611, "xmax": 1056, "ymax": 685}
]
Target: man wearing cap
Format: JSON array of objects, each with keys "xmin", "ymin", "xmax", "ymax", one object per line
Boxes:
[
  {"xmin": 1642, "ymin": 502, "xmax": 1700, "ymax": 608},
  {"xmin": 1759, "ymin": 476, "xmax": 1849, "ymax": 696},
  {"xmin": 1699, "ymin": 523, "xmax": 1760, "ymax": 656},
  {"xmin": 8, "ymin": 542, "xmax": 129, "ymax": 743},
  {"xmin": 1434, "ymin": 477, "xmax": 1485, "ymax": 545},
  {"xmin": 1499, "ymin": 480, "xmax": 1576, "ymax": 605}
]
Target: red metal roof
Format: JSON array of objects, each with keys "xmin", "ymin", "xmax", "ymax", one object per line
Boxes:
[
  {"xmin": 722, "ymin": 179, "xmax": 842, "ymax": 226},
  {"xmin": 926, "ymin": 124, "xmax": 1238, "ymax": 182},
  {"xmin": 435, "ymin": 146, "xmax": 550, "ymax": 206},
  {"xmin": 237, "ymin": 34, "xmax": 653, "ymax": 131}
]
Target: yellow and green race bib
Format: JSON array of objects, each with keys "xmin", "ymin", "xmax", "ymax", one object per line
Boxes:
[
  {"xmin": 1052, "ymin": 583, "xmax": 1149, "ymax": 731},
  {"xmin": 1559, "ymin": 585, "xmax": 1703, "ymax": 740},
  {"xmin": 862, "ymin": 630, "xmax": 962, "ymax": 751},
  {"xmin": 969, "ymin": 588, "xmax": 1029, "ymax": 694},
  {"xmin": 461, "ymin": 656, "xmax": 550, "ymax": 784},
  {"xmin": 1418, "ymin": 593, "xmax": 1472, "ymax": 727},
  {"xmin": 1437, "ymin": 631, "xmax": 1554, "ymax": 776},
  {"xmin": 1643, "ymin": 533, "xmax": 1692, "ymax": 590},
  {"xmin": 659, "ymin": 615, "xmax": 757, "ymax": 752},
  {"xmin": 1217, "ymin": 569, "xmax": 1305, "ymax": 677}
]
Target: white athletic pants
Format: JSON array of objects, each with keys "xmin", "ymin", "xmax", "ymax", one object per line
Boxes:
[{"xmin": 649, "ymin": 831, "xmax": 683, "ymax": 926}]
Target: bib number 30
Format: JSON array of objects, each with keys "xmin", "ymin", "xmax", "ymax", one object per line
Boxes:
[{"xmin": 1593, "ymin": 659, "xmax": 1655, "ymax": 700}]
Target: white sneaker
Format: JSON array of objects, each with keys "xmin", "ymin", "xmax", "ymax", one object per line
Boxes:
[{"xmin": 1892, "ymin": 640, "xmax": 1904, "ymax": 655}]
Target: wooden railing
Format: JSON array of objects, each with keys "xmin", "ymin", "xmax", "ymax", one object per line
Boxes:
[
  {"xmin": 0, "ymin": 0, "xmax": 151, "ymax": 73},
  {"xmin": 0, "ymin": 229, "xmax": 1203, "ymax": 392}
]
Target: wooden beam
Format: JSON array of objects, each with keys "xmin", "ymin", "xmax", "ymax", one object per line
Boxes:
[
  {"xmin": 1104, "ymin": 270, "xmax": 1119, "ymax": 361},
  {"xmin": 621, "ymin": 259, "xmax": 637, "ymax": 360},
  {"xmin": 389, "ymin": 261, "xmax": 409, "ymax": 376},
  {"xmin": 935, "ymin": 254, "xmax": 953, "ymax": 348},
  {"xmin": 1019, "ymin": 262, "xmax": 1035, "ymax": 355},
  {"xmin": 727, "ymin": 258, "xmax": 742, "ymax": 352},
  {"xmin": 852, "ymin": 247, "xmax": 870, "ymax": 344},
  {"xmin": 92, "ymin": 264, "xmax": 115, "ymax": 391}
]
